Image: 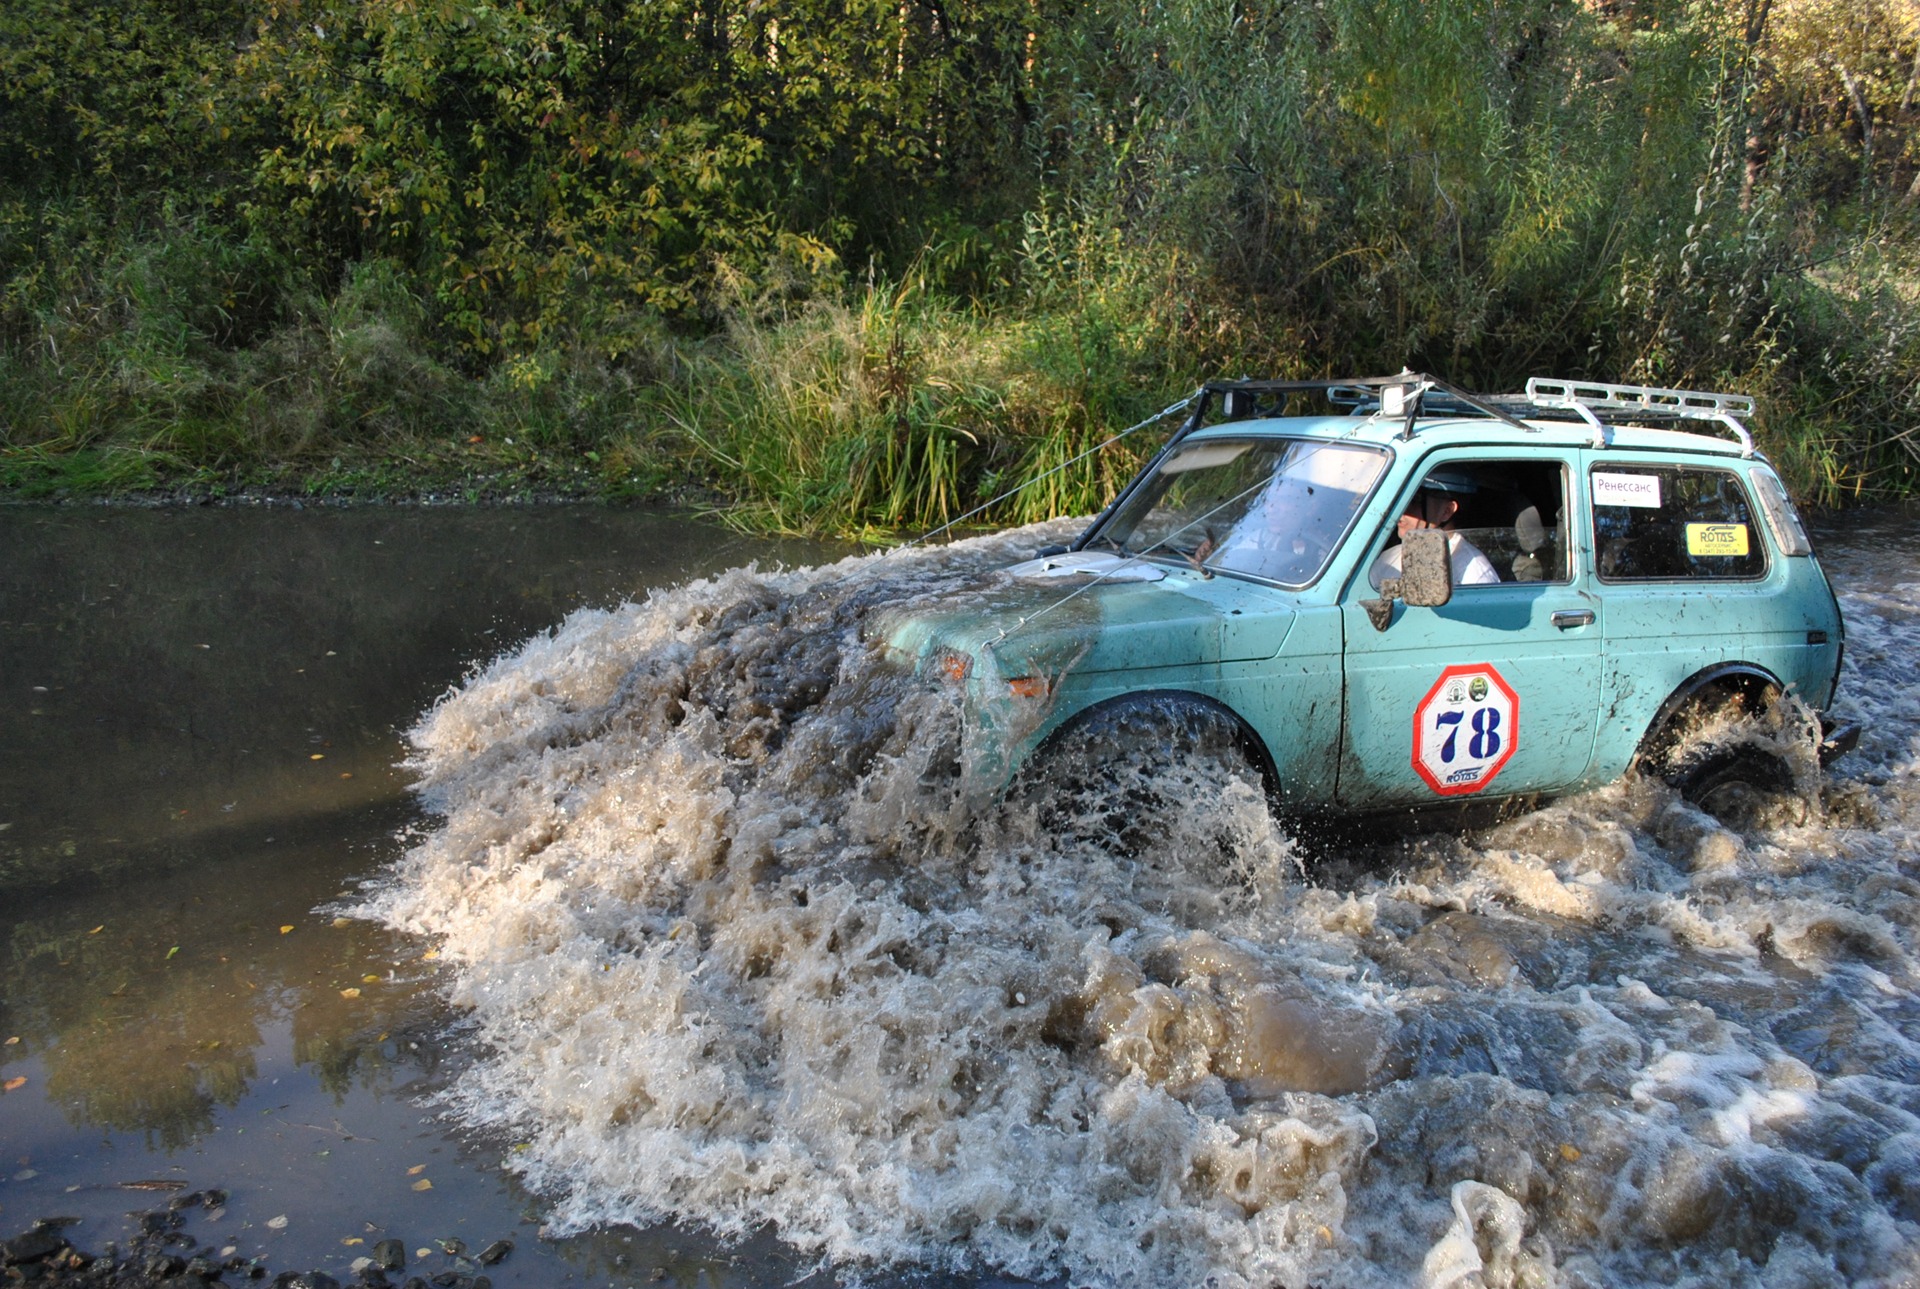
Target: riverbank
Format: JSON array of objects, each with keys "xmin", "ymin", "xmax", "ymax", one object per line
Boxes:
[
  {"xmin": 8, "ymin": 234, "xmax": 1916, "ymax": 541},
  {"xmin": 3, "ymin": 1196, "xmax": 517, "ymax": 1289}
]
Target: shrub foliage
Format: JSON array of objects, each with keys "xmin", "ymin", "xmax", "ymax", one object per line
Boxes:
[{"xmin": 3, "ymin": 0, "xmax": 1917, "ymax": 527}]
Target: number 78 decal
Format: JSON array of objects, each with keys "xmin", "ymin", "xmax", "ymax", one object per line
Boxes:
[{"xmin": 1413, "ymin": 664, "xmax": 1520, "ymax": 796}]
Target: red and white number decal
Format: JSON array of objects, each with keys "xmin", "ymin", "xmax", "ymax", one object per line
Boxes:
[{"xmin": 1412, "ymin": 664, "xmax": 1519, "ymax": 796}]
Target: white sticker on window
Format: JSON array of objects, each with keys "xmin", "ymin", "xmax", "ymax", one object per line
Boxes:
[{"xmin": 1592, "ymin": 472, "xmax": 1662, "ymax": 508}]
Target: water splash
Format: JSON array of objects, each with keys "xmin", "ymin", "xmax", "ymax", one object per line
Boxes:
[{"xmin": 362, "ymin": 525, "xmax": 1920, "ymax": 1287}]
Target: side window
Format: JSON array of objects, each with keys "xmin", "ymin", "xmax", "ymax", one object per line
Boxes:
[
  {"xmin": 1592, "ymin": 465, "xmax": 1766, "ymax": 581},
  {"xmin": 1369, "ymin": 460, "xmax": 1570, "ymax": 590}
]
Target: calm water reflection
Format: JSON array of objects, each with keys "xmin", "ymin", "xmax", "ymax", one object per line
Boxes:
[{"xmin": 0, "ymin": 504, "xmax": 863, "ymax": 1285}]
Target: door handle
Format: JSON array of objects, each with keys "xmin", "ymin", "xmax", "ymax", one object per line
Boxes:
[{"xmin": 1551, "ymin": 609, "xmax": 1596, "ymax": 629}]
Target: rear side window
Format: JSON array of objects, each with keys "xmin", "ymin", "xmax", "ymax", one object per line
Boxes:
[{"xmin": 1591, "ymin": 464, "xmax": 1767, "ymax": 581}]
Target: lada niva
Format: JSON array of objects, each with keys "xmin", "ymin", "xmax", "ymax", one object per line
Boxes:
[{"xmin": 874, "ymin": 375, "xmax": 1859, "ymax": 830}]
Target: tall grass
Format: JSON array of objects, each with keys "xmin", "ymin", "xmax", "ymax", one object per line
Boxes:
[
  {"xmin": 4, "ymin": 202, "xmax": 1915, "ymax": 519},
  {"xmin": 654, "ymin": 215, "xmax": 1235, "ymax": 536}
]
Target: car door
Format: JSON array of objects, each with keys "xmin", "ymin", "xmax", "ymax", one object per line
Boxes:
[
  {"xmin": 1582, "ymin": 455, "xmax": 1823, "ymax": 778},
  {"xmin": 1336, "ymin": 450, "xmax": 1604, "ymax": 811}
]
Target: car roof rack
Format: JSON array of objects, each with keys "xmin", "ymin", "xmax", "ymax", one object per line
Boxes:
[
  {"xmin": 1517, "ymin": 377, "xmax": 1756, "ymax": 455},
  {"xmin": 1177, "ymin": 372, "xmax": 1756, "ymax": 454}
]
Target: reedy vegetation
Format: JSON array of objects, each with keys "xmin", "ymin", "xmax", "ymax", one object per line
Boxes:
[{"xmin": 1, "ymin": 0, "xmax": 1916, "ymax": 531}]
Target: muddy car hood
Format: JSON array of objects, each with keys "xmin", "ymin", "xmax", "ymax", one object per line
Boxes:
[{"xmin": 869, "ymin": 555, "xmax": 1298, "ymax": 683}]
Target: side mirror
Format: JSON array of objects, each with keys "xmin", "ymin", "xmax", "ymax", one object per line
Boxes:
[
  {"xmin": 1398, "ymin": 527, "xmax": 1454, "ymax": 607},
  {"xmin": 1361, "ymin": 527, "xmax": 1453, "ymax": 630}
]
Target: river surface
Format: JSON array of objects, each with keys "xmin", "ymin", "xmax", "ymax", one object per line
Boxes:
[
  {"xmin": 0, "ymin": 505, "xmax": 856, "ymax": 1287},
  {"xmin": 3, "ymin": 503, "xmax": 1919, "ymax": 1288}
]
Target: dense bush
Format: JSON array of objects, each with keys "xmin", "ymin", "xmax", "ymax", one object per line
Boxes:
[{"xmin": 2, "ymin": 0, "xmax": 1916, "ymax": 526}]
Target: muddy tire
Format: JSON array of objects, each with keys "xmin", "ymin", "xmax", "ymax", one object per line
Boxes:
[
  {"xmin": 1666, "ymin": 741, "xmax": 1805, "ymax": 829},
  {"xmin": 1012, "ymin": 696, "xmax": 1273, "ymax": 861}
]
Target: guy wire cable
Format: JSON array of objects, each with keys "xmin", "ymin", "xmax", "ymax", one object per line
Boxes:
[{"xmin": 891, "ymin": 391, "xmax": 1200, "ymax": 553}]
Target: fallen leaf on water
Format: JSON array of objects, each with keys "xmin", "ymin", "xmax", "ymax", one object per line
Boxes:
[
  {"xmin": 3, "ymin": 1077, "xmax": 26, "ymax": 1093},
  {"xmin": 411, "ymin": 1179, "xmax": 433, "ymax": 1192},
  {"xmin": 89, "ymin": 926, "xmax": 103, "ymax": 935},
  {"xmin": 340, "ymin": 772, "xmax": 353, "ymax": 779},
  {"xmin": 280, "ymin": 925, "xmax": 295, "ymax": 935},
  {"xmin": 310, "ymin": 754, "xmax": 326, "ymax": 761},
  {"xmin": 407, "ymin": 1164, "xmax": 428, "ymax": 1175},
  {"xmin": 165, "ymin": 946, "xmax": 180, "ymax": 959},
  {"xmin": 342, "ymin": 1237, "xmax": 364, "ymax": 1246},
  {"xmin": 415, "ymin": 1249, "xmax": 431, "ymax": 1260},
  {"xmin": 422, "ymin": 950, "xmax": 440, "ymax": 960},
  {"xmin": 267, "ymin": 1215, "xmax": 289, "ymax": 1230},
  {"xmin": 1559, "ymin": 1143, "xmax": 1583, "ymax": 1162},
  {"xmin": 5, "ymin": 1035, "xmax": 19, "ymax": 1045},
  {"xmin": 340, "ymin": 988, "xmax": 361, "ymax": 999},
  {"xmin": 362, "ymin": 974, "xmax": 380, "ymax": 983}
]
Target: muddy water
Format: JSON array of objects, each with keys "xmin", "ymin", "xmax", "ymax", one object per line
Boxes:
[
  {"xmin": 7, "ymin": 505, "xmax": 1920, "ymax": 1288},
  {"xmin": 0, "ymin": 505, "xmax": 850, "ymax": 1286}
]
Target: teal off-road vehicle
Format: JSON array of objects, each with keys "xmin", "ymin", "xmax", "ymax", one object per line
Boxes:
[{"xmin": 875, "ymin": 375, "xmax": 1859, "ymax": 828}]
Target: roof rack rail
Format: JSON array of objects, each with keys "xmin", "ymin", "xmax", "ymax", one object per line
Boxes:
[
  {"xmin": 1164, "ymin": 372, "xmax": 1758, "ymax": 454},
  {"xmin": 1523, "ymin": 377, "xmax": 1756, "ymax": 455}
]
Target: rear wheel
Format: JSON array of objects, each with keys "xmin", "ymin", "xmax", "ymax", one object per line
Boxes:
[
  {"xmin": 1667, "ymin": 741, "xmax": 1803, "ymax": 828},
  {"xmin": 1656, "ymin": 689, "xmax": 1814, "ymax": 828}
]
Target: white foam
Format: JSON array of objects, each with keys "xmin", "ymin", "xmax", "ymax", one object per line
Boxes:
[{"xmin": 358, "ymin": 522, "xmax": 1920, "ymax": 1286}]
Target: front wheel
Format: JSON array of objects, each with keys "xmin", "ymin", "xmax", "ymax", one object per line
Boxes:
[{"xmin": 1008, "ymin": 697, "xmax": 1289, "ymax": 880}]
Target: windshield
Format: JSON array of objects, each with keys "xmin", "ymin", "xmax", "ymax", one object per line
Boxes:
[{"xmin": 1089, "ymin": 437, "xmax": 1389, "ymax": 585}]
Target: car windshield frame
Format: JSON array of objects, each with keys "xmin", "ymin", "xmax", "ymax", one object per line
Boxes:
[{"xmin": 1082, "ymin": 434, "xmax": 1392, "ymax": 588}]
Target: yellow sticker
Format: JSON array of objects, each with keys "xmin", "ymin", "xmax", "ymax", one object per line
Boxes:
[{"xmin": 1686, "ymin": 522, "xmax": 1749, "ymax": 557}]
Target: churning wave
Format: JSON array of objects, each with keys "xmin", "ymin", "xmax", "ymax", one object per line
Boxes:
[{"xmin": 360, "ymin": 522, "xmax": 1920, "ymax": 1288}]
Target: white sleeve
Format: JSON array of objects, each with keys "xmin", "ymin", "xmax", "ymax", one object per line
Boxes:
[{"xmin": 1452, "ymin": 540, "xmax": 1500, "ymax": 586}]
